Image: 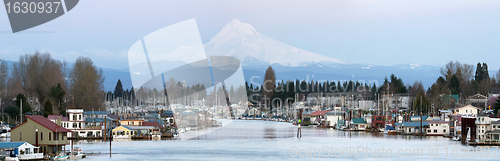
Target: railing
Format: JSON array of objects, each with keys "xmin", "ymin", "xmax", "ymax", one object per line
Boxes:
[
  {"xmin": 18, "ymin": 153, "xmax": 44, "ymax": 160},
  {"xmin": 475, "ymin": 121, "xmax": 491, "ymax": 124}
]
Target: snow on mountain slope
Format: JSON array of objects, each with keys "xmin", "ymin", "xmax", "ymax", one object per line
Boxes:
[{"xmin": 204, "ymin": 19, "xmax": 344, "ymax": 66}]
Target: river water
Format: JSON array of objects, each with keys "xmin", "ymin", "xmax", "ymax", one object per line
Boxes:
[{"xmin": 76, "ymin": 120, "xmax": 499, "ymax": 160}]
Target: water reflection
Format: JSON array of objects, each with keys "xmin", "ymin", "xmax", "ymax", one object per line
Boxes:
[{"xmin": 69, "ymin": 120, "xmax": 497, "ymax": 160}]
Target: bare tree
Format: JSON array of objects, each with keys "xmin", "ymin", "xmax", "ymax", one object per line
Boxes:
[
  {"xmin": 69, "ymin": 57, "xmax": 105, "ymax": 111},
  {"xmin": 409, "ymin": 81, "xmax": 424, "ymax": 97},
  {"xmin": 11, "ymin": 52, "xmax": 65, "ymax": 112},
  {"xmin": 495, "ymin": 69, "xmax": 500, "ymax": 86},
  {"xmin": 0, "ymin": 60, "xmax": 8, "ymax": 102}
]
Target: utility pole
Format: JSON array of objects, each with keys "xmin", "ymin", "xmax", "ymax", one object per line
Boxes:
[{"xmin": 20, "ymin": 99, "xmax": 22, "ymax": 123}]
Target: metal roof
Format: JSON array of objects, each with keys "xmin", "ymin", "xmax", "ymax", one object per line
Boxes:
[
  {"xmin": 10, "ymin": 115, "xmax": 72, "ymax": 133},
  {"xmin": 325, "ymin": 111, "xmax": 346, "ymax": 116},
  {"xmin": 352, "ymin": 118, "xmax": 367, "ymax": 124},
  {"xmin": 118, "ymin": 125, "xmax": 134, "ymax": 131},
  {"xmin": 84, "ymin": 111, "xmax": 108, "ymax": 115},
  {"xmin": 402, "ymin": 122, "xmax": 429, "ymax": 127},
  {"xmin": 0, "ymin": 142, "xmax": 26, "ymax": 149},
  {"xmin": 310, "ymin": 111, "xmax": 331, "ymax": 116}
]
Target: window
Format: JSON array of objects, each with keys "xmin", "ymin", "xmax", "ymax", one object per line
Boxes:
[
  {"xmin": 79, "ymin": 115, "xmax": 81, "ymax": 120},
  {"xmin": 443, "ymin": 129, "xmax": 446, "ymax": 133},
  {"xmin": 427, "ymin": 130, "xmax": 431, "ymax": 133},
  {"xmin": 457, "ymin": 110, "xmax": 459, "ymax": 113},
  {"xmin": 25, "ymin": 148, "xmax": 30, "ymax": 154},
  {"xmin": 20, "ymin": 132, "xmax": 22, "ymax": 140},
  {"xmin": 41, "ymin": 132, "xmax": 43, "ymax": 141},
  {"xmin": 126, "ymin": 131, "xmax": 129, "ymax": 135},
  {"xmin": 434, "ymin": 129, "xmax": 437, "ymax": 133},
  {"xmin": 49, "ymin": 133, "xmax": 51, "ymax": 141}
]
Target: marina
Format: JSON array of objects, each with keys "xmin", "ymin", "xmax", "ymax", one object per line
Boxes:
[{"xmin": 69, "ymin": 120, "xmax": 498, "ymax": 160}]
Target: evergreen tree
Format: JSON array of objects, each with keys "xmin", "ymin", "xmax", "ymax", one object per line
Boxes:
[
  {"xmin": 49, "ymin": 83, "xmax": 66, "ymax": 115},
  {"xmin": 4, "ymin": 105, "xmax": 19, "ymax": 121},
  {"xmin": 449, "ymin": 74, "xmax": 460, "ymax": 94},
  {"xmin": 415, "ymin": 91, "xmax": 431, "ymax": 115},
  {"xmin": 15, "ymin": 93, "xmax": 31, "ymax": 114},
  {"xmin": 130, "ymin": 87, "xmax": 136, "ymax": 101},
  {"xmin": 43, "ymin": 100, "xmax": 53, "ymax": 117},
  {"xmin": 114, "ymin": 79, "xmax": 124, "ymax": 98},
  {"xmin": 482, "ymin": 63, "xmax": 489, "ymax": 81},
  {"xmin": 495, "ymin": 98, "xmax": 500, "ymax": 115},
  {"xmin": 475, "ymin": 63, "xmax": 483, "ymax": 82}
]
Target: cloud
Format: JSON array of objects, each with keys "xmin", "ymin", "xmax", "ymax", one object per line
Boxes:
[
  {"xmin": 0, "ymin": 45, "xmax": 24, "ymax": 61},
  {"xmin": 0, "ymin": 46, "xmax": 129, "ymax": 69}
]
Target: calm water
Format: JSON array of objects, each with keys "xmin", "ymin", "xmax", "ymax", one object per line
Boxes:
[{"xmin": 75, "ymin": 120, "xmax": 499, "ymax": 160}]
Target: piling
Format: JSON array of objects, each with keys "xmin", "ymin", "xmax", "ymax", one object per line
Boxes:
[{"xmin": 297, "ymin": 124, "xmax": 301, "ymax": 138}]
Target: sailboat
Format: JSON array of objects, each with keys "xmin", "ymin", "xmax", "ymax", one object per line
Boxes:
[
  {"xmin": 0, "ymin": 123, "xmax": 11, "ymax": 138},
  {"xmin": 466, "ymin": 127, "xmax": 471, "ymax": 143}
]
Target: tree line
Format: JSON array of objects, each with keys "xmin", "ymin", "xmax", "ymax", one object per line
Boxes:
[
  {"xmin": 246, "ymin": 62, "xmax": 500, "ymax": 116},
  {"xmin": 0, "ymin": 51, "xmax": 105, "ymax": 124}
]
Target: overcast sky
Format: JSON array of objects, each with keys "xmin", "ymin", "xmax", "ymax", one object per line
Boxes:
[{"xmin": 1, "ymin": 0, "xmax": 500, "ymax": 70}]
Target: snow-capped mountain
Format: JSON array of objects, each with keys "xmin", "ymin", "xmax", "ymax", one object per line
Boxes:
[{"xmin": 204, "ymin": 19, "xmax": 344, "ymax": 66}]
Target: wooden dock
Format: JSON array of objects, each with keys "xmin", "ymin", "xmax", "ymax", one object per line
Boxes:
[{"xmin": 467, "ymin": 142, "xmax": 500, "ymax": 146}]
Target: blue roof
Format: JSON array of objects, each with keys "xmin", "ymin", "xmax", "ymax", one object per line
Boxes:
[
  {"xmin": 85, "ymin": 118, "xmax": 112, "ymax": 123},
  {"xmin": 352, "ymin": 118, "xmax": 367, "ymax": 124},
  {"xmin": 161, "ymin": 113, "xmax": 174, "ymax": 117},
  {"xmin": 402, "ymin": 122, "xmax": 429, "ymax": 127},
  {"xmin": 0, "ymin": 142, "xmax": 26, "ymax": 148},
  {"xmin": 84, "ymin": 111, "xmax": 107, "ymax": 115}
]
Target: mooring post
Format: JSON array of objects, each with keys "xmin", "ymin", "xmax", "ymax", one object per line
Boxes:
[
  {"xmin": 297, "ymin": 123, "xmax": 301, "ymax": 138},
  {"xmin": 109, "ymin": 131, "xmax": 112, "ymax": 157}
]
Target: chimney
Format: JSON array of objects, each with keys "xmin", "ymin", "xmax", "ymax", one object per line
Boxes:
[{"xmin": 56, "ymin": 116, "xmax": 62, "ymax": 126}]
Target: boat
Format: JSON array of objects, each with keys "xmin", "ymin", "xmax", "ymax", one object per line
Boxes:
[
  {"xmin": 177, "ymin": 128, "xmax": 185, "ymax": 133},
  {"xmin": 466, "ymin": 127, "xmax": 471, "ymax": 143},
  {"xmin": 452, "ymin": 135, "xmax": 461, "ymax": 141},
  {"xmin": 1, "ymin": 150, "xmax": 19, "ymax": 161},
  {"xmin": 113, "ymin": 135, "xmax": 131, "ymax": 139},
  {"xmin": 384, "ymin": 124, "xmax": 397, "ymax": 135},
  {"xmin": 53, "ymin": 153, "xmax": 69, "ymax": 160},
  {"xmin": 68, "ymin": 147, "xmax": 86, "ymax": 159},
  {"xmin": 0, "ymin": 123, "xmax": 11, "ymax": 138},
  {"xmin": 151, "ymin": 130, "xmax": 161, "ymax": 140}
]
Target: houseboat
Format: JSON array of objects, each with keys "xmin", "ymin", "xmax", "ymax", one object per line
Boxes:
[{"xmin": 0, "ymin": 142, "xmax": 43, "ymax": 160}]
